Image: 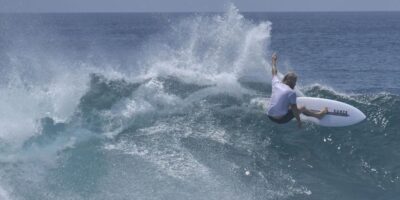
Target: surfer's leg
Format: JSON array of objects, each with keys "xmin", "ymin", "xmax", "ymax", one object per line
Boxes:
[{"xmin": 298, "ymin": 106, "xmax": 328, "ymax": 119}]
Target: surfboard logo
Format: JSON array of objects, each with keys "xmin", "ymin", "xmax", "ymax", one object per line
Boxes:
[
  {"xmin": 329, "ymin": 109, "xmax": 349, "ymax": 117},
  {"xmin": 309, "ymin": 109, "xmax": 348, "ymax": 117}
]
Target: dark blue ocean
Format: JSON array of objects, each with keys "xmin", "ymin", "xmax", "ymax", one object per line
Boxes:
[{"xmin": 0, "ymin": 6, "xmax": 399, "ymax": 200}]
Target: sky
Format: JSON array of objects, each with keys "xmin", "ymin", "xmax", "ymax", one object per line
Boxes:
[{"xmin": 1, "ymin": 0, "xmax": 400, "ymax": 13}]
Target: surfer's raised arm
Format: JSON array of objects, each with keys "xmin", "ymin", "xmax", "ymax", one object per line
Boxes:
[{"xmin": 271, "ymin": 53, "xmax": 278, "ymax": 76}]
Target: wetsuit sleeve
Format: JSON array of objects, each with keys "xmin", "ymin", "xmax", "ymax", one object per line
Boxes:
[{"xmin": 288, "ymin": 91, "xmax": 297, "ymax": 105}]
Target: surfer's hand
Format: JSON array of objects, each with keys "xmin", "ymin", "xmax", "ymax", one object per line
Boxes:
[{"xmin": 272, "ymin": 53, "xmax": 277, "ymax": 63}]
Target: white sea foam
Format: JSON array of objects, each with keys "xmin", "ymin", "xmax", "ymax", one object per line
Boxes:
[
  {"xmin": 0, "ymin": 63, "xmax": 90, "ymax": 148},
  {"xmin": 0, "ymin": 185, "xmax": 11, "ymax": 200},
  {"xmin": 141, "ymin": 5, "xmax": 273, "ymax": 87},
  {"xmin": 98, "ymin": 5, "xmax": 310, "ymax": 198},
  {"xmin": 0, "ymin": 4, "xmax": 314, "ymax": 200}
]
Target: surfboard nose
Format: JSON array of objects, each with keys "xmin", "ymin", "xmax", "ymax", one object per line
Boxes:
[
  {"xmin": 352, "ymin": 107, "xmax": 366, "ymax": 124},
  {"xmin": 358, "ymin": 110, "xmax": 366, "ymax": 121}
]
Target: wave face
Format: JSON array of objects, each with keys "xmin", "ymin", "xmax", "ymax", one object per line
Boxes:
[{"xmin": 0, "ymin": 6, "xmax": 400, "ymax": 200}]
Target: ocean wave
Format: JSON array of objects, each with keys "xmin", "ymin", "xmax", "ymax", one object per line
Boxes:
[{"xmin": 0, "ymin": 4, "xmax": 399, "ymax": 200}]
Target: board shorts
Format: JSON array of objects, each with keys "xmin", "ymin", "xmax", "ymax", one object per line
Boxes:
[{"xmin": 268, "ymin": 110, "xmax": 295, "ymax": 124}]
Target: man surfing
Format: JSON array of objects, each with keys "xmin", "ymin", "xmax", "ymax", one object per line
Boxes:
[{"xmin": 267, "ymin": 53, "xmax": 328, "ymax": 128}]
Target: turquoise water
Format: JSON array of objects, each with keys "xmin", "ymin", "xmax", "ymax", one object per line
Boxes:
[{"xmin": 0, "ymin": 6, "xmax": 399, "ymax": 200}]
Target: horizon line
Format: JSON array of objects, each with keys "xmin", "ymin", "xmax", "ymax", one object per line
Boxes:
[{"xmin": 2, "ymin": 10, "xmax": 400, "ymax": 14}]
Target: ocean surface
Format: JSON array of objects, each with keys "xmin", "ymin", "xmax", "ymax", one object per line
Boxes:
[{"xmin": 0, "ymin": 6, "xmax": 399, "ymax": 200}]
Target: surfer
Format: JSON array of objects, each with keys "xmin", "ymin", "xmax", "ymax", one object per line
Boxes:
[{"xmin": 267, "ymin": 53, "xmax": 328, "ymax": 128}]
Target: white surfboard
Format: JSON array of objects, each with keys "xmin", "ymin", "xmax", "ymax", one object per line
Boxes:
[{"xmin": 297, "ymin": 97, "xmax": 366, "ymax": 127}]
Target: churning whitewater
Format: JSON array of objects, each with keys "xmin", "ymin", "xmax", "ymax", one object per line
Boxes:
[{"xmin": 0, "ymin": 5, "xmax": 399, "ymax": 200}]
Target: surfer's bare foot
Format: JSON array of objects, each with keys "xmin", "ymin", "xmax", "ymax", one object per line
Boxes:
[{"xmin": 316, "ymin": 107, "xmax": 328, "ymax": 119}]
